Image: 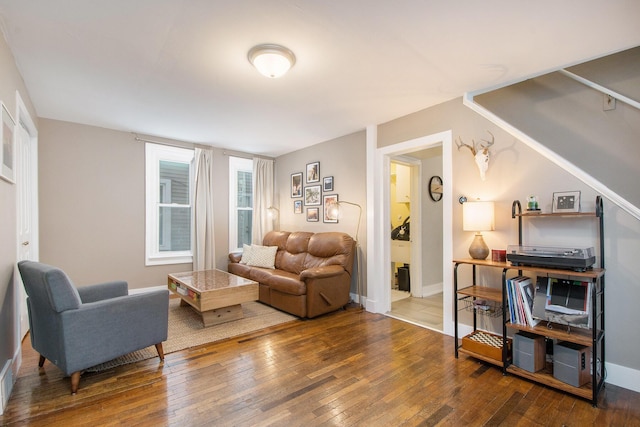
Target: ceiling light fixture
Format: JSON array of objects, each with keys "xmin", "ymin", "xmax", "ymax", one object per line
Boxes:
[{"xmin": 248, "ymin": 44, "xmax": 296, "ymax": 78}]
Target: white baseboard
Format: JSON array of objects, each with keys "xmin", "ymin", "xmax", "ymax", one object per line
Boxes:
[
  {"xmin": 129, "ymin": 285, "xmax": 167, "ymax": 295},
  {"xmin": 0, "ymin": 360, "xmax": 12, "ymax": 415},
  {"xmin": 0, "ymin": 342, "xmax": 22, "ymax": 415},
  {"xmin": 605, "ymin": 362, "xmax": 640, "ymax": 393},
  {"xmin": 422, "ymin": 282, "xmax": 443, "ymax": 297}
]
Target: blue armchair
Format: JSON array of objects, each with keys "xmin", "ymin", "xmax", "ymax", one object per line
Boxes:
[{"xmin": 17, "ymin": 260, "xmax": 169, "ymax": 394}]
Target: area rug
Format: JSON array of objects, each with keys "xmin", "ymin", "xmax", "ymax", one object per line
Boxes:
[{"xmin": 86, "ymin": 298, "xmax": 298, "ymax": 372}]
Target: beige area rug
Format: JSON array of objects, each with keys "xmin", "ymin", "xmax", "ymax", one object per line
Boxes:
[{"xmin": 87, "ymin": 298, "xmax": 297, "ymax": 372}]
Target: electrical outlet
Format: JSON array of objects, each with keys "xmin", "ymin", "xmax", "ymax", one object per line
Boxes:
[{"xmin": 603, "ymin": 94, "xmax": 616, "ymax": 111}]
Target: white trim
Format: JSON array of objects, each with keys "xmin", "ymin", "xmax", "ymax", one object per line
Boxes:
[
  {"xmin": 605, "ymin": 362, "xmax": 640, "ymax": 393},
  {"xmin": 145, "ymin": 143, "xmax": 194, "ymax": 266},
  {"xmin": 462, "ymin": 92, "xmax": 640, "ymax": 221},
  {"xmin": 558, "ymin": 69, "xmax": 640, "ymax": 111},
  {"xmin": 128, "ymin": 285, "xmax": 167, "ymax": 295},
  {"xmin": 369, "ymin": 130, "xmax": 454, "ymax": 337}
]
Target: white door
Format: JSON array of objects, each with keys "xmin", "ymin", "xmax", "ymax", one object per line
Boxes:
[{"xmin": 15, "ymin": 97, "xmax": 38, "ymax": 342}]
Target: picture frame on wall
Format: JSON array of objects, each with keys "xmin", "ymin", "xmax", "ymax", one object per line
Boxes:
[
  {"xmin": 323, "ymin": 194, "xmax": 339, "ymax": 223},
  {"xmin": 291, "ymin": 172, "xmax": 302, "ymax": 198},
  {"xmin": 306, "ymin": 161, "xmax": 320, "ymax": 183},
  {"xmin": 306, "ymin": 207, "xmax": 319, "ymax": 222},
  {"xmin": 294, "ymin": 200, "xmax": 303, "ymax": 214},
  {"xmin": 552, "ymin": 190, "xmax": 581, "ymax": 213},
  {"xmin": 304, "ymin": 185, "xmax": 321, "ymax": 205},
  {"xmin": 323, "ymin": 176, "xmax": 333, "ymax": 192},
  {"xmin": 1, "ymin": 102, "xmax": 16, "ymax": 183}
]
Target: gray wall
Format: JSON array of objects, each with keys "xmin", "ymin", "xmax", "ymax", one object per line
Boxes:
[
  {"xmin": 377, "ymin": 93, "xmax": 640, "ymax": 373},
  {"xmin": 275, "ymin": 131, "xmax": 367, "ymax": 296},
  {"xmin": 38, "ymin": 119, "xmax": 241, "ymax": 288},
  {"xmin": 475, "ymin": 71, "xmax": 640, "ymax": 208}
]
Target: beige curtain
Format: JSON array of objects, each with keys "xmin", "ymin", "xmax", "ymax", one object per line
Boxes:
[
  {"xmin": 193, "ymin": 148, "xmax": 215, "ymax": 270},
  {"xmin": 251, "ymin": 158, "xmax": 275, "ymax": 244}
]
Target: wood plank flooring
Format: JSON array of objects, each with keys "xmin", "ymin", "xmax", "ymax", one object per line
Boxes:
[
  {"xmin": 2, "ymin": 308, "xmax": 639, "ymax": 426},
  {"xmin": 390, "ymin": 292, "xmax": 444, "ymax": 331}
]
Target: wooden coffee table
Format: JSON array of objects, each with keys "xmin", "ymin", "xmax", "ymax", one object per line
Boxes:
[{"xmin": 168, "ymin": 269, "xmax": 259, "ymax": 327}]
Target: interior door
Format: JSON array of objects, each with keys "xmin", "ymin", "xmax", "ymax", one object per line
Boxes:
[{"xmin": 15, "ymin": 107, "xmax": 38, "ymax": 341}]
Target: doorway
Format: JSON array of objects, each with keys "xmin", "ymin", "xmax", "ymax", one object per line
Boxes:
[
  {"xmin": 389, "ymin": 148, "xmax": 444, "ymax": 331},
  {"xmin": 368, "ymin": 130, "xmax": 454, "ymax": 337}
]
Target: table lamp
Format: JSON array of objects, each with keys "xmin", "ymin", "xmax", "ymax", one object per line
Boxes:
[{"xmin": 463, "ymin": 201, "xmax": 494, "ymax": 259}]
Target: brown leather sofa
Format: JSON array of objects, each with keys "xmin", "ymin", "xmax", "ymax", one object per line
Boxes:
[{"xmin": 228, "ymin": 231, "xmax": 355, "ymax": 318}]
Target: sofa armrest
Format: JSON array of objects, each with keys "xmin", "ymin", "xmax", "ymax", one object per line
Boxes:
[
  {"xmin": 300, "ymin": 264, "xmax": 345, "ymax": 280},
  {"xmin": 77, "ymin": 281, "xmax": 129, "ymax": 303},
  {"xmin": 229, "ymin": 252, "xmax": 242, "ymax": 263}
]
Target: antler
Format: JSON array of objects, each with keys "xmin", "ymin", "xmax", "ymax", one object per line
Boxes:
[
  {"xmin": 478, "ymin": 131, "xmax": 494, "ymax": 151},
  {"xmin": 455, "ymin": 136, "xmax": 477, "ymax": 155}
]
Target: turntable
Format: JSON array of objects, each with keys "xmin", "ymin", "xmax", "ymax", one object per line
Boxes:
[{"xmin": 506, "ymin": 245, "xmax": 596, "ymax": 271}]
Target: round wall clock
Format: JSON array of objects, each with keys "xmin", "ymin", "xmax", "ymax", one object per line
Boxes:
[{"xmin": 429, "ymin": 175, "xmax": 443, "ymax": 202}]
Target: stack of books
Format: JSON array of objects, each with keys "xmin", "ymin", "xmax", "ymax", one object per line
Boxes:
[{"xmin": 507, "ymin": 276, "xmax": 592, "ymax": 328}]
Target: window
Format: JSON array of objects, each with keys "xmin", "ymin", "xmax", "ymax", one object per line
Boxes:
[
  {"xmin": 146, "ymin": 143, "xmax": 194, "ymax": 265},
  {"xmin": 229, "ymin": 156, "xmax": 253, "ymax": 251}
]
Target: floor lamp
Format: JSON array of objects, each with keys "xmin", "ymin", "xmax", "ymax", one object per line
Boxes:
[{"xmin": 334, "ymin": 200, "xmax": 363, "ymax": 310}]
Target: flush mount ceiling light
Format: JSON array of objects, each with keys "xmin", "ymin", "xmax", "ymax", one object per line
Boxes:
[{"xmin": 248, "ymin": 44, "xmax": 296, "ymax": 78}]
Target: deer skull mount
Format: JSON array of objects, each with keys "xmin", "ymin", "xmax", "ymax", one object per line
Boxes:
[{"xmin": 455, "ymin": 131, "xmax": 495, "ymax": 181}]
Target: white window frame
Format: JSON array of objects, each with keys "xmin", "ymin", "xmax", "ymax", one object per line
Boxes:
[
  {"xmin": 145, "ymin": 143, "xmax": 194, "ymax": 266},
  {"xmin": 229, "ymin": 156, "xmax": 253, "ymax": 252}
]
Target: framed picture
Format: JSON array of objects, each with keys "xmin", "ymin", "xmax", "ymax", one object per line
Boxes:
[
  {"xmin": 304, "ymin": 185, "xmax": 321, "ymax": 206},
  {"xmin": 291, "ymin": 172, "xmax": 302, "ymax": 198},
  {"xmin": 306, "ymin": 161, "xmax": 320, "ymax": 183},
  {"xmin": 323, "ymin": 176, "xmax": 334, "ymax": 192},
  {"xmin": 552, "ymin": 191, "xmax": 581, "ymax": 213},
  {"xmin": 293, "ymin": 200, "xmax": 303, "ymax": 214},
  {"xmin": 1, "ymin": 102, "xmax": 16, "ymax": 183},
  {"xmin": 323, "ymin": 194, "xmax": 339, "ymax": 223},
  {"xmin": 306, "ymin": 207, "xmax": 319, "ymax": 222}
]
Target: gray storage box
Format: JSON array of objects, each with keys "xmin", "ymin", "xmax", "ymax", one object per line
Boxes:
[
  {"xmin": 513, "ymin": 332, "xmax": 546, "ymax": 373},
  {"xmin": 553, "ymin": 341, "xmax": 591, "ymax": 387}
]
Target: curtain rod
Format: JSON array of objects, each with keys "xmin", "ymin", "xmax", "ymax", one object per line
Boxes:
[
  {"xmin": 133, "ymin": 134, "xmax": 212, "ymax": 150},
  {"xmin": 133, "ymin": 134, "xmax": 273, "ymax": 161}
]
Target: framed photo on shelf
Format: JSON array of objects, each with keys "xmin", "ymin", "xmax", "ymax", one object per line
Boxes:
[
  {"xmin": 552, "ymin": 191, "xmax": 581, "ymax": 213},
  {"xmin": 304, "ymin": 185, "xmax": 321, "ymax": 205},
  {"xmin": 306, "ymin": 161, "xmax": 320, "ymax": 183},
  {"xmin": 291, "ymin": 172, "xmax": 302, "ymax": 198},
  {"xmin": 1, "ymin": 102, "xmax": 16, "ymax": 183},
  {"xmin": 306, "ymin": 207, "xmax": 319, "ymax": 222},
  {"xmin": 323, "ymin": 194, "xmax": 339, "ymax": 223},
  {"xmin": 323, "ymin": 176, "xmax": 333, "ymax": 192},
  {"xmin": 293, "ymin": 200, "xmax": 303, "ymax": 214}
]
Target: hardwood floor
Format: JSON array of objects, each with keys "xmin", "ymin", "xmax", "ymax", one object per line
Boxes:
[{"xmin": 2, "ymin": 308, "xmax": 639, "ymax": 426}]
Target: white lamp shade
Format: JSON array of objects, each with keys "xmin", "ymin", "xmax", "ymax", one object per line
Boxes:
[
  {"xmin": 463, "ymin": 201, "xmax": 495, "ymax": 232},
  {"xmin": 248, "ymin": 44, "xmax": 296, "ymax": 78}
]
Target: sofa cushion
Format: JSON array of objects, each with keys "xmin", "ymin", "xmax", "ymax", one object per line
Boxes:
[
  {"xmin": 277, "ymin": 231, "xmax": 313, "ymax": 274},
  {"xmin": 304, "ymin": 232, "xmax": 356, "ymax": 275}
]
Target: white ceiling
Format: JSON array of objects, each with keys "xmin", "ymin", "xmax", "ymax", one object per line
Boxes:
[{"xmin": 1, "ymin": 1, "xmax": 639, "ymax": 157}]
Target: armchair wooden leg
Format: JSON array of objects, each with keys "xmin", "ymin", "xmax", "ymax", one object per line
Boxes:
[
  {"xmin": 155, "ymin": 343, "xmax": 165, "ymax": 361},
  {"xmin": 70, "ymin": 371, "xmax": 81, "ymax": 395},
  {"xmin": 38, "ymin": 355, "xmax": 46, "ymax": 367}
]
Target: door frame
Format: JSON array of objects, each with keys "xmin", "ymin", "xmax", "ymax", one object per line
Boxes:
[
  {"xmin": 15, "ymin": 90, "xmax": 38, "ymax": 344},
  {"xmin": 367, "ymin": 130, "xmax": 454, "ymax": 336}
]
